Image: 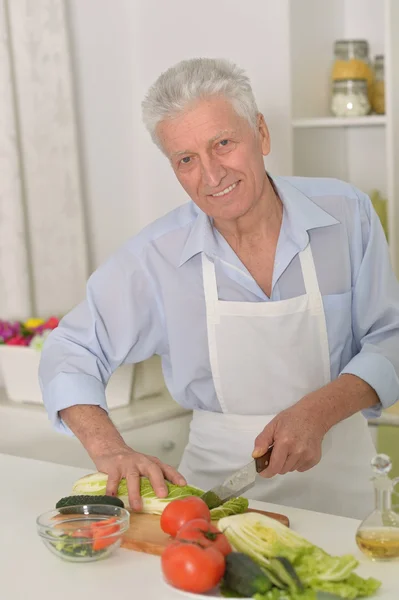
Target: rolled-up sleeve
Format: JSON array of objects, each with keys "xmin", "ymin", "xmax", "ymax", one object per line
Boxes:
[
  {"xmin": 39, "ymin": 246, "xmax": 164, "ymax": 433},
  {"xmin": 340, "ymin": 189, "xmax": 399, "ymax": 415}
]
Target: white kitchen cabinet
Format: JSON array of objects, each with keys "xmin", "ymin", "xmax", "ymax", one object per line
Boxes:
[
  {"xmin": 288, "ymin": 0, "xmax": 399, "ymax": 274},
  {"xmin": 0, "ymin": 388, "xmax": 191, "ymax": 471}
]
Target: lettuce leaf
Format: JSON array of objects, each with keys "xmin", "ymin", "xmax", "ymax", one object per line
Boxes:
[
  {"xmin": 313, "ymin": 573, "xmax": 381, "ymax": 599},
  {"xmin": 253, "ymin": 589, "xmax": 316, "ymax": 600},
  {"xmin": 294, "ymin": 547, "xmax": 359, "ymax": 584},
  {"xmin": 71, "ymin": 472, "xmax": 249, "ymax": 517},
  {"xmin": 136, "ymin": 477, "xmax": 204, "ymax": 514},
  {"xmin": 72, "ymin": 472, "xmax": 204, "ymax": 514},
  {"xmin": 210, "ymin": 497, "xmax": 249, "ymax": 520},
  {"xmin": 71, "ymin": 472, "xmax": 108, "ymax": 495},
  {"xmin": 218, "ymin": 512, "xmax": 314, "ymax": 566},
  {"xmin": 217, "ymin": 513, "xmax": 381, "ymax": 599}
]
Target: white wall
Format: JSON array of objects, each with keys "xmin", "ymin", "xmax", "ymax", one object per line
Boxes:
[
  {"xmin": 1, "ymin": 0, "xmax": 89, "ymax": 317},
  {"xmin": 67, "ymin": 0, "xmax": 138, "ymax": 268},
  {"xmin": 69, "ymin": 0, "xmax": 292, "ymax": 268}
]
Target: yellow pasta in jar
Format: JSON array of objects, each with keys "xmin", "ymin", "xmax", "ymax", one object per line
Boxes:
[{"xmin": 332, "ymin": 59, "xmax": 374, "ymax": 100}]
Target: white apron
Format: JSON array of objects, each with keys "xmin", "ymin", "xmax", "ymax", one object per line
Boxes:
[{"xmin": 178, "ymin": 243, "xmax": 376, "ymax": 519}]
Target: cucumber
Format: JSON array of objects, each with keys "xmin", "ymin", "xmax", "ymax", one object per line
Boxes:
[
  {"xmin": 222, "ymin": 553, "xmax": 273, "ymax": 597},
  {"xmin": 56, "ymin": 495, "xmax": 124, "ymax": 511}
]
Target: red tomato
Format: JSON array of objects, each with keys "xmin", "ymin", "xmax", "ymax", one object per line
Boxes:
[
  {"xmin": 92, "ymin": 524, "xmax": 120, "ymax": 551},
  {"xmin": 162, "ymin": 541, "xmax": 225, "ymax": 593},
  {"xmin": 160, "ymin": 497, "xmax": 211, "ymax": 537},
  {"xmin": 176, "ymin": 518, "xmax": 232, "ymax": 556},
  {"xmin": 91, "ymin": 517, "xmax": 118, "ymax": 529},
  {"xmin": 91, "ymin": 517, "xmax": 120, "ymax": 551}
]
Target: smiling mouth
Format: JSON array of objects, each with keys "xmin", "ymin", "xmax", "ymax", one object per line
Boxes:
[{"xmin": 210, "ymin": 181, "xmax": 240, "ymax": 198}]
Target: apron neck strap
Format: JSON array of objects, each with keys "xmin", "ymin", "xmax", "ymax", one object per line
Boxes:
[
  {"xmin": 202, "ymin": 253, "xmax": 218, "ymax": 308},
  {"xmin": 299, "ymin": 242, "xmax": 320, "ymax": 295},
  {"xmin": 202, "ymin": 242, "xmax": 320, "ymax": 303}
]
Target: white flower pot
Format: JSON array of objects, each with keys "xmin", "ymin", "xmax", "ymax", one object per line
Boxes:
[{"xmin": 0, "ymin": 345, "xmax": 134, "ymax": 409}]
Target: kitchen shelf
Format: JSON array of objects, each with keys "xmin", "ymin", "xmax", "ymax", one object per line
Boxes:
[
  {"xmin": 289, "ymin": 0, "xmax": 399, "ymax": 275},
  {"xmin": 292, "ymin": 116, "xmax": 387, "ymax": 129}
]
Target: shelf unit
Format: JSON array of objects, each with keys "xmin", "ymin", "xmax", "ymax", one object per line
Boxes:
[
  {"xmin": 292, "ymin": 116, "xmax": 387, "ymax": 129},
  {"xmin": 288, "ymin": 0, "xmax": 399, "ymax": 274}
]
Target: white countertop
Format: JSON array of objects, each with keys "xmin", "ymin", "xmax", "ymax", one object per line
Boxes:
[{"xmin": 1, "ymin": 453, "xmax": 398, "ymax": 600}]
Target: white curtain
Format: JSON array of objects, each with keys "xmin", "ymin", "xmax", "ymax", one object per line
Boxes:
[
  {"xmin": 0, "ymin": 0, "xmax": 31, "ymax": 319},
  {"xmin": 0, "ymin": 0, "xmax": 88, "ymax": 320}
]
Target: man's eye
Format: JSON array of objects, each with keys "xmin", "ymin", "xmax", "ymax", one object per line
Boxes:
[
  {"xmin": 219, "ymin": 139, "xmax": 229, "ymax": 147},
  {"xmin": 181, "ymin": 156, "xmax": 191, "ymax": 164}
]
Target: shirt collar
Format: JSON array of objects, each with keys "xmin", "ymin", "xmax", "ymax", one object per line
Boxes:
[
  {"xmin": 271, "ymin": 175, "xmax": 339, "ymax": 249},
  {"xmin": 178, "ymin": 173, "xmax": 339, "ymax": 267},
  {"xmin": 178, "ymin": 206, "xmax": 216, "ymax": 267}
]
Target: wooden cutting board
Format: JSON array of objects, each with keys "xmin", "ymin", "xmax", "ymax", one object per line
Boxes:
[{"xmin": 121, "ymin": 508, "xmax": 289, "ymax": 555}]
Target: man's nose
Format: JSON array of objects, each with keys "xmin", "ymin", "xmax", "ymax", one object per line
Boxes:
[{"xmin": 200, "ymin": 156, "xmax": 227, "ymax": 189}]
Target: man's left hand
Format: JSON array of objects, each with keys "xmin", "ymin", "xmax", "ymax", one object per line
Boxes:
[{"xmin": 252, "ymin": 401, "xmax": 329, "ymax": 477}]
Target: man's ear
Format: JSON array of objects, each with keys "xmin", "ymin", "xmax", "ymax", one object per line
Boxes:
[{"xmin": 257, "ymin": 113, "xmax": 271, "ymax": 157}]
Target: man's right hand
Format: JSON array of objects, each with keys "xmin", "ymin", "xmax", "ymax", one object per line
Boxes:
[
  {"xmin": 93, "ymin": 445, "xmax": 187, "ymax": 511},
  {"xmin": 59, "ymin": 404, "xmax": 187, "ymax": 511}
]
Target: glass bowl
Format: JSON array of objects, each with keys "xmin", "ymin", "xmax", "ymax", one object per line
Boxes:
[{"xmin": 36, "ymin": 504, "xmax": 130, "ymax": 562}]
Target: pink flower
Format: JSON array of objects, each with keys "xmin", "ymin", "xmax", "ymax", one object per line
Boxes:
[
  {"xmin": 0, "ymin": 320, "xmax": 21, "ymax": 343},
  {"xmin": 6, "ymin": 334, "xmax": 31, "ymax": 346},
  {"xmin": 35, "ymin": 316, "xmax": 59, "ymax": 334}
]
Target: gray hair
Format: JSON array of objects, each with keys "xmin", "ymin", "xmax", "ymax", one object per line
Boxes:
[{"xmin": 141, "ymin": 57, "xmax": 259, "ymax": 151}]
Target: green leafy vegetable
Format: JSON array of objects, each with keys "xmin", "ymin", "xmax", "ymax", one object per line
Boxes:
[
  {"xmin": 71, "ymin": 472, "xmax": 249, "ymax": 518},
  {"xmin": 218, "ymin": 512, "xmax": 313, "ymax": 566},
  {"xmin": 267, "ymin": 557, "xmax": 303, "ymax": 592},
  {"xmin": 253, "ymin": 589, "xmax": 316, "ymax": 600},
  {"xmin": 72, "ymin": 472, "xmax": 110, "ymax": 495},
  {"xmin": 312, "ymin": 573, "xmax": 382, "ymax": 599},
  {"xmin": 137, "ymin": 477, "xmax": 205, "ymax": 514},
  {"xmin": 217, "ymin": 513, "xmax": 381, "ymax": 599},
  {"xmin": 209, "ymin": 497, "xmax": 249, "ymax": 519},
  {"xmin": 72, "ymin": 472, "xmax": 204, "ymax": 514},
  {"xmin": 201, "ymin": 490, "xmax": 223, "ymax": 509},
  {"xmin": 45, "ymin": 530, "xmax": 106, "ymax": 559}
]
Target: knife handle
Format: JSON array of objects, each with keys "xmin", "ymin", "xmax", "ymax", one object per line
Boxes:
[{"xmin": 255, "ymin": 445, "xmax": 273, "ymax": 473}]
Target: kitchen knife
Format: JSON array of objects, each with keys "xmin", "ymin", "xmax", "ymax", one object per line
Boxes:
[{"xmin": 201, "ymin": 445, "xmax": 273, "ymax": 507}]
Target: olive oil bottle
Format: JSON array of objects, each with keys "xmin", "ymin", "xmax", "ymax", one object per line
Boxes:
[{"xmin": 355, "ymin": 454, "xmax": 399, "ymax": 561}]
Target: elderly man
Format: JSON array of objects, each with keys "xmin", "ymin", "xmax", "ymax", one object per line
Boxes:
[{"xmin": 39, "ymin": 58, "xmax": 399, "ymax": 519}]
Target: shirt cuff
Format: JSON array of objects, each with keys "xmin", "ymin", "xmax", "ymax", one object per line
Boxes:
[
  {"xmin": 340, "ymin": 352, "xmax": 399, "ymax": 417},
  {"xmin": 41, "ymin": 372, "xmax": 108, "ymax": 435}
]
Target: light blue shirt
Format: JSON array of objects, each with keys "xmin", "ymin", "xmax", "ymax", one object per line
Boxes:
[{"xmin": 39, "ymin": 175, "xmax": 399, "ymax": 433}]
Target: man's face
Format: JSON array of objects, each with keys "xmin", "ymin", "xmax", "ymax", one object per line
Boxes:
[{"xmin": 157, "ymin": 96, "xmax": 271, "ymax": 221}]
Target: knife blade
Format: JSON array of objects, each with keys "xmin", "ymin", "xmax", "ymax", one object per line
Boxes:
[{"xmin": 201, "ymin": 445, "xmax": 273, "ymax": 506}]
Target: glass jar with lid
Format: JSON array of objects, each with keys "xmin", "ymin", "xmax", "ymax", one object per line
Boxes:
[
  {"xmin": 371, "ymin": 55, "xmax": 385, "ymax": 114},
  {"xmin": 331, "ymin": 79, "xmax": 370, "ymax": 117},
  {"xmin": 332, "ymin": 40, "xmax": 373, "ymax": 101},
  {"xmin": 355, "ymin": 454, "xmax": 399, "ymax": 561}
]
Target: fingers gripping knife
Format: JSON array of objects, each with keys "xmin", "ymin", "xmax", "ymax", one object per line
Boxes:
[{"xmin": 201, "ymin": 446, "xmax": 273, "ymax": 508}]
